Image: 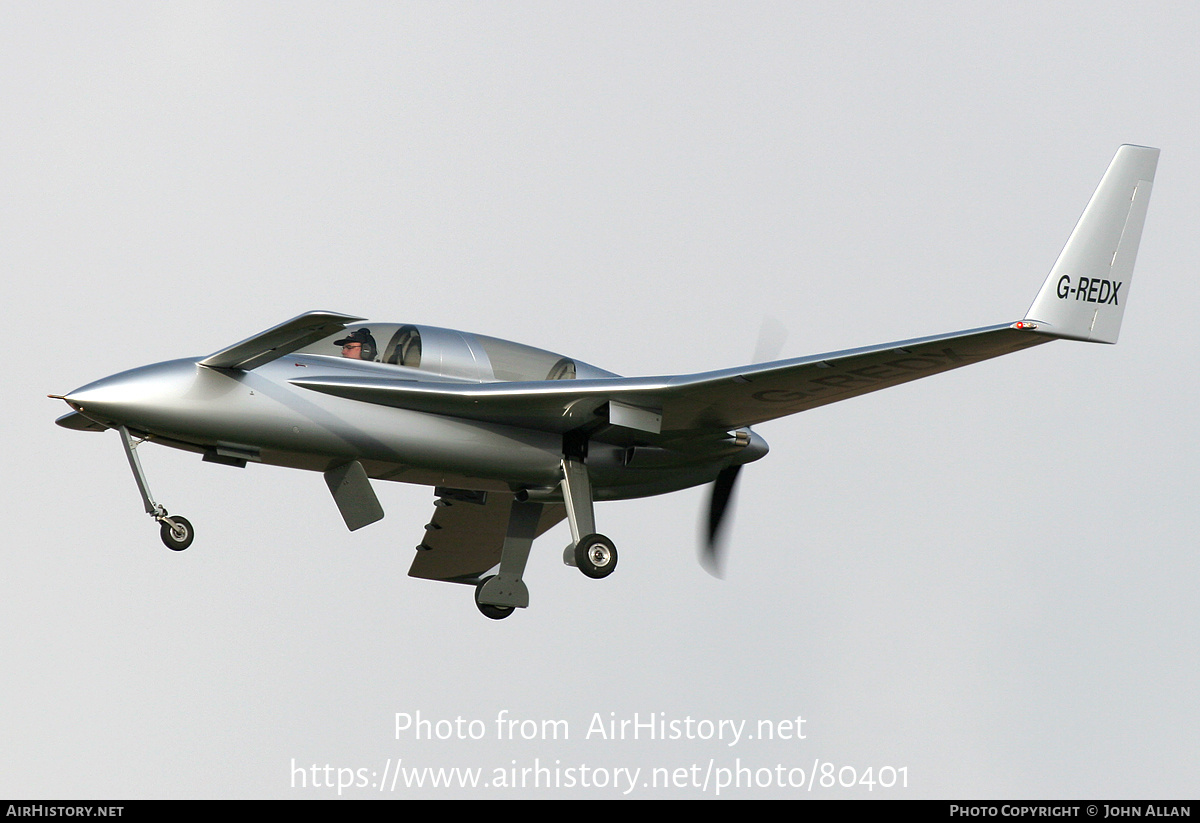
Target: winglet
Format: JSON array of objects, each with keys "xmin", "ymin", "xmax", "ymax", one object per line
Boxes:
[{"xmin": 1024, "ymin": 145, "xmax": 1158, "ymax": 343}]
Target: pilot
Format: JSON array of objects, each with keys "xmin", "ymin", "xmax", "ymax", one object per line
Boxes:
[{"xmin": 334, "ymin": 328, "xmax": 377, "ymax": 361}]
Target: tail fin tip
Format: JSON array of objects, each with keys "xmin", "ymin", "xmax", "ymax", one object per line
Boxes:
[{"xmin": 1025, "ymin": 145, "xmax": 1159, "ymax": 344}]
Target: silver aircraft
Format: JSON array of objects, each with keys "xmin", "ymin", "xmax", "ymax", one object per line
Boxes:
[{"xmin": 54, "ymin": 146, "xmax": 1158, "ymax": 619}]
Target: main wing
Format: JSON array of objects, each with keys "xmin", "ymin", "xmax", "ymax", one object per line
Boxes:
[
  {"xmin": 292, "ymin": 323, "xmax": 1047, "ymax": 437},
  {"xmin": 292, "ymin": 145, "xmax": 1158, "ymax": 440}
]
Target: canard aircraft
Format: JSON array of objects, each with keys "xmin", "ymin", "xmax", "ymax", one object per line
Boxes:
[{"xmin": 54, "ymin": 146, "xmax": 1158, "ymax": 618}]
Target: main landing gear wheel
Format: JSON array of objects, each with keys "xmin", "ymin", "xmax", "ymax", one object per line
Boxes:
[
  {"xmin": 574, "ymin": 534, "xmax": 617, "ymax": 579},
  {"xmin": 474, "ymin": 576, "xmax": 514, "ymax": 620},
  {"xmin": 159, "ymin": 516, "xmax": 194, "ymax": 551}
]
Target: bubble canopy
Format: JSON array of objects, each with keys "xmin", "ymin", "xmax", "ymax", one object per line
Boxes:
[{"xmin": 296, "ymin": 323, "xmax": 618, "ymax": 383}]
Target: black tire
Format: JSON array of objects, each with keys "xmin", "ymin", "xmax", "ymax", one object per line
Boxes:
[
  {"xmin": 159, "ymin": 516, "xmax": 194, "ymax": 551},
  {"xmin": 574, "ymin": 533, "xmax": 617, "ymax": 579},
  {"xmin": 474, "ymin": 576, "xmax": 514, "ymax": 620}
]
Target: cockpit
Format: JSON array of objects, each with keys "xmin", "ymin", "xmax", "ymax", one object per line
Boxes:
[{"xmin": 295, "ymin": 323, "xmax": 618, "ymax": 383}]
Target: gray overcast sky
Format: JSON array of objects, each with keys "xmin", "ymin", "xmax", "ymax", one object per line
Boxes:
[{"xmin": 4, "ymin": 2, "xmax": 1197, "ymax": 798}]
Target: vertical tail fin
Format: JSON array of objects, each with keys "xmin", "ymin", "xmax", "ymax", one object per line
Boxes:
[{"xmin": 1025, "ymin": 145, "xmax": 1159, "ymax": 343}]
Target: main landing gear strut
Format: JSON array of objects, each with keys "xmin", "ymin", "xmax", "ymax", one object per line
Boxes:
[
  {"xmin": 559, "ymin": 436, "xmax": 617, "ymax": 580},
  {"xmin": 118, "ymin": 426, "xmax": 194, "ymax": 551},
  {"xmin": 472, "ymin": 436, "xmax": 618, "ymax": 620}
]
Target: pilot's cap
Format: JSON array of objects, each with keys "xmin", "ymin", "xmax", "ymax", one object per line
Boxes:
[{"xmin": 334, "ymin": 328, "xmax": 374, "ymax": 348}]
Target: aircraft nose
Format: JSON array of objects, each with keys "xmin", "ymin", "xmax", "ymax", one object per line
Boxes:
[
  {"xmin": 64, "ymin": 360, "xmax": 198, "ymax": 428},
  {"xmin": 65, "ymin": 372, "xmax": 153, "ymax": 425}
]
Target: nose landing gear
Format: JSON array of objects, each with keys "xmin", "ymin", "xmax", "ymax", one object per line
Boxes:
[{"xmin": 118, "ymin": 426, "xmax": 194, "ymax": 552}]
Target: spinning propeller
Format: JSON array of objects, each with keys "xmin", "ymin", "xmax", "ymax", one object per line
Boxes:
[{"xmin": 700, "ymin": 318, "xmax": 786, "ymax": 577}]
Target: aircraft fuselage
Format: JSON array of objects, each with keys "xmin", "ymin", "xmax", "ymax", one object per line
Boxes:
[{"xmin": 63, "ymin": 352, "xmax": 767, "ymax": 502}]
